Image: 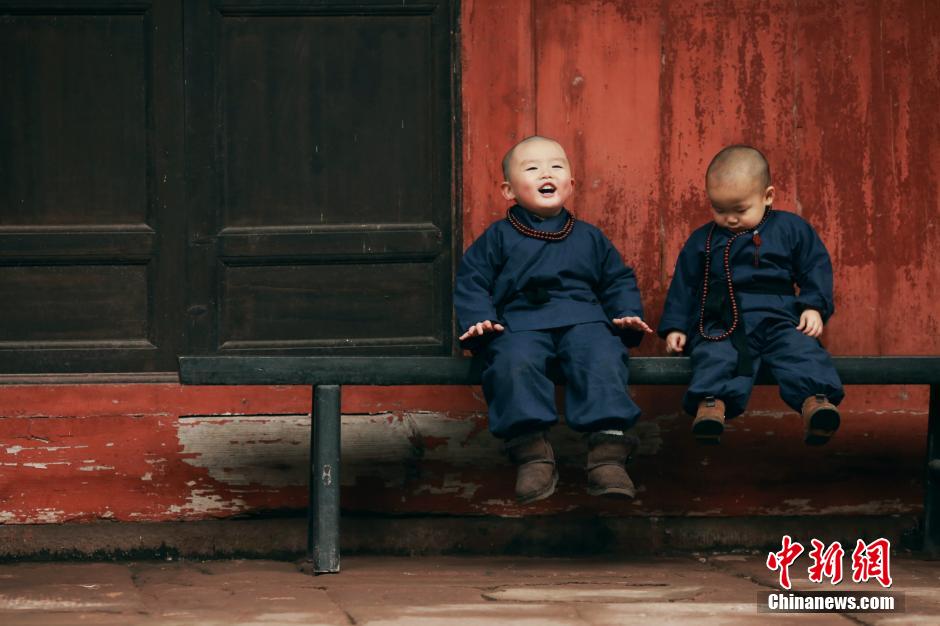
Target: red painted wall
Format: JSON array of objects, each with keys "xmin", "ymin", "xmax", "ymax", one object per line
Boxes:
[
  {"xmin": 462, "ymin": 0, "xmax": 939, "ymax": 355},
  {"xmin": 1, "ymin": 0, "xmax": 938, "ymax": 525}
]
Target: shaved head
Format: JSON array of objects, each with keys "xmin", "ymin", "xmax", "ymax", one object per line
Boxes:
[
  {"xmin": 502, "ymin": 135, "xmax": 563, "ymax": 180},
  {"xmin": 706, "ymin": 145, "xmax": 771, "ymax": 192}
]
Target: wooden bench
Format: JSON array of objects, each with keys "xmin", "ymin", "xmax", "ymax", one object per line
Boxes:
[{"xmin": 179, "ymin": 355, "xmax": 940, "ymax": 573}]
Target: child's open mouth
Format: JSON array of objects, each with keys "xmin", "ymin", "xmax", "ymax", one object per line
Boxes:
[{"xmin": 538, "ymin": 184, "xmax": 556, "ymax": 197}]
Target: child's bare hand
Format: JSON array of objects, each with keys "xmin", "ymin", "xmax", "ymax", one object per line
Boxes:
[
  {"xmin": 796, "ymin": 309, "xmax": 824, "ymax": 338},
  {"xmin": 612, "ymin": 316, "xmax": 654, "ymax": 334},
  {"xmin": 665, "ymin": 331, "xmax": 687, "ymax": 354},
  {"xmin": 459, "ymin": 320, "xmax": 505, "ymax": 341}
]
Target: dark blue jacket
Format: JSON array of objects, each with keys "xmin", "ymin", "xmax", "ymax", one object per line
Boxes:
[
  {"xmin": 455, "ymin": 205, "xmax": 645, "ymax": 350},
  {"xmin": 658, "ymin": 209, "xmax": 835, "ymax": 338}
]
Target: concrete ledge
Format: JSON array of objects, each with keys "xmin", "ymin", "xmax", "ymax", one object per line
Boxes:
[{"xmin": 0, "ymin": 515, "xmax": 923, "ymax": 561}]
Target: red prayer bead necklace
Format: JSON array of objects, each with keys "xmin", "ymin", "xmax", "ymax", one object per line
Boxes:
[
  {"xmin": 506, "ymin": 208, "xmax": 576, "ymax": 241},
  {"xmin": 698, "ymin": 207, "xmax": 773, "ymax": 342}
]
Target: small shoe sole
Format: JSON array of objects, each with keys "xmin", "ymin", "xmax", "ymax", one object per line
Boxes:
[
  {"xmin": 587, "ymin": 485, "xmax": 636, "ymax": 498},
  {"xmin": 517, "ymin": 470, "xmax": 559, "ymax": 504},
  {"xmin": 692, "ymin": 417, "xmax": 724, "ymax": 444},
  {"xmin": 805, "ymin": 407, "xmax": 840, "ymax": 446}
]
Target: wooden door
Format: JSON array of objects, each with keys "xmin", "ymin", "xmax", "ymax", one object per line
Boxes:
[
  {"xmin": 0, "ymin": 0, "xmax": 456, "ymax": 374},
  {"xmin": 184, "ymin": 0, "xmax": 455, "ymax": 357},
  {"xmin": 0, "ymin": 0, "xmax": 185, "ymax": 373}
]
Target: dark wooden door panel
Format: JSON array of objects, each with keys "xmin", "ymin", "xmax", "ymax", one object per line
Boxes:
[
  {"xmin": 0, "ymin": 10, "xmax": 148, "ymax": 226},
  {"xmin": 219, "ymin": 261, "xmax": 442, "ymax": 350},
  {"xmin": 186, "ymin": 0, "xmax": 454, "ymax": 356},
  {"xmin": 222, "ymin": 13, "xmax": 435, "ymax": 227},
  {"xmin": 0, "ymin": 227, "xmax": 155, "ymax": 259},
  {"xmin": 0, "ymin": 1, "xmax": 185, "ymax": 373},
  {"xmin": 0, "ymin": 263, "xmax": 151, "ymax": 345},
  {"xmin": 0, "ymin": 0, "xmax": 454, "ymax": 372},
  {"xmin": 216, "ymin": 223, "xmax": 442, "ymax": 261}
]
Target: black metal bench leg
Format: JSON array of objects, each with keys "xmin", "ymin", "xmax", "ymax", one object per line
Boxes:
[
  {"xmin": 306, "ymin": 384, "xmax": 341, "ymax": 574},
  {"xmin": 926, "ymin": 384, "xmax": 940, "ymax": 558}
]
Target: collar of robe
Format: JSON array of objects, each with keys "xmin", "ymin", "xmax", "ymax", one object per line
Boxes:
[{"xmin": 506, "ymin": 205, "xmax": 576, "ymax": 241}]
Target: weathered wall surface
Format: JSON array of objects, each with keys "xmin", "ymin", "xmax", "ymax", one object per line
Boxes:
[
  {"xmin": 462, "ymin": 0, "xmax": 940, "ymax": 354},
  {"xmin": 1, "ymin": 0, "xmax": 938, "ymax": 525},
  {"xmin": 0, "ymin": 383, "xmax": 929, "ymax": 522}
]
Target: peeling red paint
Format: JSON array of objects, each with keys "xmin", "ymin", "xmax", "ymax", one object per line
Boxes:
[
  {"xmin": 345, "ymin": 386, "xmax": 486, "ymax": 414},
  {"xmin": 0, "ymin": 383, "xmax": 929, "ymax": 521},
  {"xmin": 419, "ymin": 436, "xmax": 450, "ymax": 451},
  {"xmin": 0, "ymin": 384, "xmax": 309, "ymax": 418}
]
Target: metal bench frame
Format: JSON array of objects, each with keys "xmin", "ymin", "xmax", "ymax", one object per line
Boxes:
[{"xmin": 179, "ymin": 355, "xmax": 940, "ymax": 573}]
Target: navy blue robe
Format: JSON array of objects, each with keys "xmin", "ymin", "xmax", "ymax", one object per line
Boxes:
[
  {"xmin": 658, "ymin": 209, "xmax": 844, "ymax": 417},
  {"xmin": 454, "ymin": 205, "xmax": 645, "ymax": 438}
]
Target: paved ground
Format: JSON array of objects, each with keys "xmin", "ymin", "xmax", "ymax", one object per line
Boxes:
[{"xmin": 0, "ymin": 553, "xmax": 937, "ymax": 625}]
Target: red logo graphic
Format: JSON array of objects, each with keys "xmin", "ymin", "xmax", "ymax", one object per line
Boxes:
[
  {"xmin": 851, "ymin": 538, "xmax": 893, "ymax": 588},
  {"xmin": 766, "ymin": 535, "xmax": 805, "ymax": 590},
  {"xmin": 807, "ymin": 539, "xmax": 845, "ymax": 585},
  {"xmin": 766, "ymin": 536, "xmax": 893, "ymax": 589}
]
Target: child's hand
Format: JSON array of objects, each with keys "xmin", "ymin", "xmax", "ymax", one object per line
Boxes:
[
  {"xmin": 612, "ymin": 316, "xmax": 654, "ymax": 334},
  {"xmin": 796, "ymin": 309, "xmax": 824, "ymax": 338},
  {"xmin": 459, "ymin": 320, "xmax": 505, "ymax": 341},
  {"xmin": 665, "ymin": 331, "xmax": 687, "ymax": 354}
]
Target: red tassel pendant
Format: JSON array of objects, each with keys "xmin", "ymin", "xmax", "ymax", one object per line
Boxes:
[{"xmin": 752, "ymin": 231, "xmax": 762, "ymax": 267}]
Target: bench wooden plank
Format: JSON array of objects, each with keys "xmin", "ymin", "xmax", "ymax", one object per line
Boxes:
[{"xmin": 177, "ymin": 355, "xmax": 940, "ymax": 572}]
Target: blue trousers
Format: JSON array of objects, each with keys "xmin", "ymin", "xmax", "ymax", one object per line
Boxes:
[
  {"xmin": 481, "ymin": 322, "xmax": 641, "ymax": 439},
  {"xmin": 684, "ymin": 317, "xmax": 844, "ymax": 418}
]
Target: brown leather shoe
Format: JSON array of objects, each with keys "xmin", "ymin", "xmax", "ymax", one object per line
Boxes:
[
  {"xmin": 693, "ymin": 396, "xmax": 725, "ymax": 444},
  {"xmin": 802, "ymin": 394, "xmax": 840, "ymax": 445},
  {"xmin": 585, "ymin": 431, "xmax": 637, "ymax": 498},
  {"xmin": 506, "ymin": 431, "xmax": 558, "ymax": 504}
]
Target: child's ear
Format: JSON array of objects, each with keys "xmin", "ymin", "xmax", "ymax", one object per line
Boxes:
[
  {"xmin": 764, "ymin": 185, "xmax": 775, "ymax": 206},
  {"xmin": 499, "ymin": 181, "xmax": 516, "ymax": 201}
]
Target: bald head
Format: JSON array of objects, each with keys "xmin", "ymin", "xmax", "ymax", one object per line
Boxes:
[
  {"xmin": 705, "ymin": 145, "xmax": 775, "ymax": 232},
  {"xmin": 502, "ymin": 135, "xmax": 564, "ymax": 180},
  {"xmin": 706, "ymin": 145, "xmax": 771, "ymax": 193}
]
